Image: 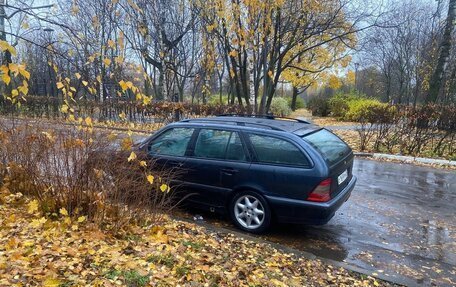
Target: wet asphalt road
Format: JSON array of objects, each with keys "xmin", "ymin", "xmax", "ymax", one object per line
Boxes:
[{"xmin": 180, "ymin": 158, "xmax": 456, "ymax": 286}]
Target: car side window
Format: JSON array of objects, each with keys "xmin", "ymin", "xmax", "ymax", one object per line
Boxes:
[
  {"xmin": 248, "ymin": 134, "xmax": 310, "ymax": 167},
  {"xmin": 194, "ymin": 129, "xmax": 231, "ymax": 159},
  {"xmin": 149, "ymin": 128, "xmax": 194, "ymax": 156},
  {"xmin": 226, "ymin": 132, "xmax": 247, "ymax": 161}
]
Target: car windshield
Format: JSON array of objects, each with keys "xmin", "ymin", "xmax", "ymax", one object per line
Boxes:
[{"xmin": 302, "ymin": 129, "xmax": 350, "ymax": 166}]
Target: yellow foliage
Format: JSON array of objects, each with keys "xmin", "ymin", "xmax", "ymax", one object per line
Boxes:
[
  {"xmin": 146, "ymin": 174, "xmax": 154, "ymax": 184},
  {"xmin": 85, "ymin": 117, "xmax": 93, "ymax": 126},
  {"xmin": 30, "ymin": 217, "xmax": 47, "ymax": 228},
  {"xmin": 59, "ymin": 208, "xmax": 69, "ymax": 217},
  {"xmin": 8, "ymin": 63, "xmax": 18, "ymax": 74},
  {"xmin": 19, "ymin": 67, "xmax": 30, "ymax": 80},
  {"xmin": 18, "ymin": 85, "xmax": 29, "ymax": 95},
  {"xmin": 160, "ymin": 184, "xmax": 170, "ymax": 193},
  {"xmin": 127, "ymin": 151, "xmax": 137, "ymax": 162},
  {"xmin": 107, "ymin": 39, "xmax": 115, "ymax": 48},
  {"xmin": 346, "ymin": 70, "xmax": 355, "ymax": 86},
  {"xmin": 0, "ymin": 40, "xmax": 17, "ymax": 56},
  {"xmin": 43, "ymin": 277, "xmax": 61, "ymax": 287},
  {"xmin": 228, "ymin": 50, "xmax": 238, "ymax": 57},
  {"xmin": 2, "ymin": 73, "xmax": 11, "ymax": 85},
  {"xmin": 21, "ymin": 21, "xmax": 30, "ymax": 30},
  {"xmin": 328, "ymin": 74, "xmax": 342, "ymax": 89},
  {"xmin": 119, "ymin": 80, "xmax": 128, "ymax": 91},
  {"xmin": 142, "ymin": 95, "xmax": 152, "ymax": 105},
  {"xmin": 41, "ymin": 131, "xmax": 56, "ymax": 143},
  {"xmin": 27, "ymin": 200, "xmax": 39, "ymax": 214},
  {"xmin": 120, "ymin": 137, "xmax": 133, "ymax": 151},
  {"xmin": 60, "ymin": 104, "xmax": 69, "ymax": 114}
]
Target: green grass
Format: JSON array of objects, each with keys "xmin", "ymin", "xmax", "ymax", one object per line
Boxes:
[
  {"xmin": 105, "ymin": 269, "xmax": 149, "ymax": 287},
  {"xmin": 175, "ymin": 265, "xmax": 191, "ymax": 277},
  {"xmin": 146, "ymin": 253, "xmax": 176, "ymax": 268},
  {"xmin": 181, "ymin": 240, "xmax": 204, "ymax": 250},
  {"xmin": 123, "ymin": 270, "xmax": 149, "ymax": 287}
]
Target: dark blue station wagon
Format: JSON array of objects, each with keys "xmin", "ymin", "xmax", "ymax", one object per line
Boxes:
[{"xmin": 137, "ymin": 115, "xmax": 357, "ymax": 233}]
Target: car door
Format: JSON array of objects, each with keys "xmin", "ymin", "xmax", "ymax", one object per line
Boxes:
[
  {"xmin": 184, "ymin": 128, "xmax": 251, "ymax": 209},
  {"xmin": 245, "ymin": 133, "xmax": 319, "ymax": 200},
  {"xmin": 219, "ymin": 132, "xmax": 251, "ymax": 192},
  {"xmin": 147, "ymin": 127, "xmax": 196, "ymax": 185}
]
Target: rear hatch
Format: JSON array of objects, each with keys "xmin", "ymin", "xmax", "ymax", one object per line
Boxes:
[{"xmin": 302, "ymin": 129, "xmax": 354, "ymax": 199}]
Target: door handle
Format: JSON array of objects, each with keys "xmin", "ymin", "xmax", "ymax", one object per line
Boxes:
[{"xmin": 221, "ymin": 168, "xmax": 238, "ymax": 175}]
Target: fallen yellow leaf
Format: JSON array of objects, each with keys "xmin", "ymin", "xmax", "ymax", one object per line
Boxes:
[
  {"xmin": 59, "ymin": 208, "xmax": 68, "ymax": 216},
  {"xmin": 27, "ymin": 199, "xmax": 39, "ymax": 214},
  {"xmin": 43, "ymin": 277, "xmax": 61, "ymax": 287},
  {"xmin": 128, "ymin": 151, "xmax": 137, "ymax": 162}
]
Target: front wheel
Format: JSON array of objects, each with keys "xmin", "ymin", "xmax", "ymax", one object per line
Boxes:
[{"xmin": 230, "ymin": 191, "xmax": 271, "ymax": 233}]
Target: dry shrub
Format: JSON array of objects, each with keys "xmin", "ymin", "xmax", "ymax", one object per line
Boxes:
[
  {"xmin": 0, "ymin": 119, "xmax": 174, "ymax": 231},
  {"xmin": 348, "ymin": 104, "xmax": 455, "ymax": 159}
]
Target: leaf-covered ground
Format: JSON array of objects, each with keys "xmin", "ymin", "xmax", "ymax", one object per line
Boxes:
[{"xmin": 0, "ymin": 189, "xmax": 393, "ymax": 287}]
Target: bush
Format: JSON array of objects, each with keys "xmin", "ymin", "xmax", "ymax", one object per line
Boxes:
[
  {"xmin": 328, "ymin": 92, "xmax": 360, "ymax": 119},
  {"xmin": 307, "ymin": 97, "xmax": 330, "ymax": 117},
  {"xmin": 344, "ymin": 98, "xmax": 390, "ymax": 122},
  {"xmin": 270, "ymin": 97, "xmax": 292, "ymax": 116},
  {"xmin": 285, "ymin": 96, "xmax": 305, "ymax": 110},
  {"xmin": 344, "ymin": 100, "xmax": 396, "ymax": 151},
  {"xmin": 0, "ymin": 120, "xmax": 174, "ymax": 231},
  {"xmin": 335, "ymin": 102, "xmax": 456, "ymax": 158}
]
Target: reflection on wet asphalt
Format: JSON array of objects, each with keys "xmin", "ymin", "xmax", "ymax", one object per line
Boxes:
[{"xmin": 180, "ymin": 158, "xmax": 456, "ymax": 286}]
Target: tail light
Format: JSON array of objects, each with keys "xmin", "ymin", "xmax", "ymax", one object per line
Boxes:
[{"xmin": 307, "ymin": 178, "xmax": 332, "ymax": 202}]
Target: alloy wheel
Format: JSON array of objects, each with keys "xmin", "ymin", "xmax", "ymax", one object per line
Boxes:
[{"xmin": 233, "ymin": 195, "xmax": 265, "ymax": 230}]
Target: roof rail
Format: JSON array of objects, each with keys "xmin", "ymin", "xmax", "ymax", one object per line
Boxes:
[
  {"xmin": 216, "ymin": 114, "xmax": 310, "ymax": 124},
  {"xmin": 182, "ymin": 118, "xmax": 284, "ymax": 131}
]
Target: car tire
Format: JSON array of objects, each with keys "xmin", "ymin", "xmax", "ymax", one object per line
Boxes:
[{"xmin": 229, "ymin": 191, "xmax": 271, "ymax": 233}]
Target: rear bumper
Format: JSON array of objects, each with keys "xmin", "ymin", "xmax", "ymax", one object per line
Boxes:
[{"xmin": 265, "ymin": 176, "xmax": 357, "ymax": 225}]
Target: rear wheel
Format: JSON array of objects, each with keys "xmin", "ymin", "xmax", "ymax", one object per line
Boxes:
[{"xmin": 230, "ymin": 191, "xmax": 271, "ymax": 233}]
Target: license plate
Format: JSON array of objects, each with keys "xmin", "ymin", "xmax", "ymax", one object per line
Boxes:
[{"xmin": 338, "ymin": 170, "xmax": 348, "ymax": 185}]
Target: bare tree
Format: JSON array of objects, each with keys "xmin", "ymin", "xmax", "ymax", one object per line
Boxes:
[{"xmin": 427, "ymin": 0, "xmax": 456, "ymax": 103}]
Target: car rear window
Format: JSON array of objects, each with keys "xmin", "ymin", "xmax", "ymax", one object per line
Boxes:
[
  {"xmin": 303, "ymin": 129, "xmax": 350, "ymax": 166},
  {"xmin": 249, "ymin": 134, "xmax": 310, "ymax": 167}
]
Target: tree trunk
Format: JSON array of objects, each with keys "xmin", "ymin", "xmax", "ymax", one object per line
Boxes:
[
  {"xmin": 427, "ymin": 0, "xmax": 456, "ymax": 103},
  {"xmin": 291, "ymin": 86, "xmax": 298, "ymax": 111},
  {"xmin": 157, "ymin": 68, "xmax": 164, "ymax": 101}
]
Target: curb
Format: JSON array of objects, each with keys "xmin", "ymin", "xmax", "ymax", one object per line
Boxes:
[
  {"xmin": 353, "ymin": 152, "xmax": 374, "ymax": 157},
  {"xmin": 354, "ymin": 152, "xmax": 456, "ymax": 167},
  {"xmin": 174, "ymin": 215, "xmax": 416, "ymax": 287}
]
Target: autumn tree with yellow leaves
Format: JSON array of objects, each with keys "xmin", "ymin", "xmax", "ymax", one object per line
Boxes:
[{"xmin": 195, "ymin": 0, "xmax": 359, "ymax": 113}]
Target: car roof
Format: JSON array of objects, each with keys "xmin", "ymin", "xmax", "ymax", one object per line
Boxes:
[{"xmin": 179, "ymin": 115, "xmax": 321, "ymax": 136}]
